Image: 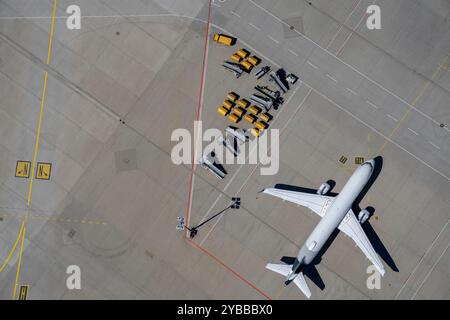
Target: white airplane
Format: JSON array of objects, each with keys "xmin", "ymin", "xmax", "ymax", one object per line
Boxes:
[{"xmin": 263, "ymin": 159, "xmax": 385, "ymax": 298}]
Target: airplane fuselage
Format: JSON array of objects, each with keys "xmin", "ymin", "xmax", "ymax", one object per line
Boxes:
[{"xmin": 291, "ymin": 160, "xmax": 374, "ymax": 276}]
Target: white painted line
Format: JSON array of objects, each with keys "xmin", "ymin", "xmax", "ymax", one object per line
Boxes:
[
  {"xmin": 428, "ymin": 141, "xmax": 440, "ymax": 150},
  {"xmin": 366, "ymin": 100, "xmax": 379, "ymax": 109},
  {"xmin": 326, "ymin": 0, "xmax": 363, "ymax": 48},
  {"xmin": 346, "ymin": 87, "xmax": 357, "ymax": 95},
  {"xmin": 248, "ymin": 22, "xmax": 261, "ymax": 31},
  {"xmin": 386, "ymin": 114, "xmax": 398, "ymax": 122},
  {"xmin": 230, "ymin": 11, "xmax": 241, "ymax": 18},
  {"xmin": 411, "ymin": 245, "xmax": 449, "ymax": 299},
  {"xmin": 247, "ymin": 0, "xmax": 448, "ymax": 133},
  {"xmin": 267, "ymin": 35, "xmax": 280, "ymax": 44},
  {"xmin": 307, "ymin": 84, "xmax": 450, "ymax": 181},
  {"xmin": 408, "ymin": 128, "xmax": 419, "ymax": 136},
  {"xmin": 337, "ymin": 0, "xmax": 377, "ymax": 55},
  {"xmin": 288, "ymin": 49, "xmax": 298, "ymax": 57},
  {"xmin": 326, "ymin": 74, "xmax": 338, "ymax": 83},
  {"xmin": 395, "ymin": 219, "xmax": 449, "ymax": 299},
  {"xmin": 307, "ymin": 61, "xmax": 318, "ymax": 69},
  {"xmin": 212, "ymin": 2, "xmax": 221, "ymax": 8}
]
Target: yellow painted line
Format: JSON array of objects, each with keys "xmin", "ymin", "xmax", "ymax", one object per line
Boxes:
[
  {"xmin": 12, "ymin": 226, "xmax": 26, "ymax": 300},
  {"xmin": 8, "ymin": 0, "xmax": 58, "ymax": 300},
  {"xmin": 26, "ymin": 0, "xmax": 58, "ymax": 212},
  {"xmin": 376, "ymin": 55, "xmax": 448, "ymax": 155},
  {"xmin": 0, "ymin": 221, "xmax": 25, "ymax": 273}
]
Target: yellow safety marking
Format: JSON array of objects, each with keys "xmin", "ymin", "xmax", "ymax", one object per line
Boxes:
[
  {"xmin": 35, "ymin": 162, "xmax": 52, "ymax": 180},
  {"xmin": 339, "ymin": 155, "xmax": 348, "ymax": 164},
  {"xmin": 18, "ymin": 285, "xmax": 29, "ymax": 300},
  {"xmin": 354, "ymin": 156, "xmax": 365, "ymax": 165},
  {"xmin": 15, "ymin": 161, "xmax": 31, "ymax": 178}
]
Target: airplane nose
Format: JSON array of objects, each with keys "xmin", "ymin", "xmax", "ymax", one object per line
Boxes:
[{"xmin": 365, "ymin": 159, "xmax": 375, "ymax": 169}]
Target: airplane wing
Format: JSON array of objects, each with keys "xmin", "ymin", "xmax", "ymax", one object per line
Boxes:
[
  {"xmin": 262, "ymin": 188, "xmax": 334, "ymax": 217},
  {"xmin": 338, "ymin": 210, "xmax": 385, "ymax": 276}
]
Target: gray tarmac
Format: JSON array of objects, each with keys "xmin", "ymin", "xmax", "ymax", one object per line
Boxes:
[{"xmin": 0, "ymin": 0, "xmax": 448, "ymax": 299}]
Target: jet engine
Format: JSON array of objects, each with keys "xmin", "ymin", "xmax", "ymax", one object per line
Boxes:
[
  {"xmin": 316, "ymin": 182, "xmax": 331, "ymax": 195},
  {"xmin": 358, "ymin": 209, "xmax": 370, "ymax": 224}
]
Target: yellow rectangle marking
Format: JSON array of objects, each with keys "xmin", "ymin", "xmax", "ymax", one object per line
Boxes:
[
  {"xmin": 18, "ymin": 285, "xmax": 29, "ymax": 300},
  {"xmin": 36, "ymin": 162, "xmax": 52, "ymax": 180},
  {"xmin": 15, "ymin": 161, "xmax": 31, "ymax": 178}
]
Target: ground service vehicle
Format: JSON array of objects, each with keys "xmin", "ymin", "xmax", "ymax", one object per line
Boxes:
[
  {"xmin": 255, "ymin": 121, "xmax": 269, "ymax": 130},
  {"xmin": 217, "ymin": 106, "xmax": 229, "ymax": 116},
  {"xmin": 260, "ymin": 112, "xmax": 272, "ymax": 122},
  {"xmin": 248, "ymin": 105, "xmax": 262, "ymax": 115},
  {"xmin": 213, "ymin": 34, "xmax": 236, "ymax": 46},
  {"xmin": 247, "ymin": 56, "xmax": 261, "ymax": 66},
  {"xmin": 223, "ymin": 100, "xmax": 235, "ymax": 110},
  {"xmin": 233, "ymin": 107, "xmax": 246, "ymax": 117},
  {"xmin": 244, "ymin": 114, "xmax": 257, "ymax": 124},
  {"xmin": 240, "ymin": 60, "xmax": 254, "ymax": 72},
  {"xmin": 250, "ymin": 127, "xmax": 261, "ymax": 137},
  {"xmin": 227, "ymin": 92, "xmax": 239, "ymax": 102},
  {"xmin": 227, "ymin": 113, "xmax": 240, "ymax": 123},
  {"xmin": 236, "ymin": 48, "xmax": 250, "ymax": 59},
  {"xmin": 230, "ymin": 54, "xmax": 243, "ymax": 63},
  {"xmin": 236, "ymin": 99, "xmax": 250, "ymax": 109}
]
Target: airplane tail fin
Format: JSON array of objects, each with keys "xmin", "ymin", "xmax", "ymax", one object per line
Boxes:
[{"xmin": 265, "ymin": 263, "xmax": 311, "ymax": 299}]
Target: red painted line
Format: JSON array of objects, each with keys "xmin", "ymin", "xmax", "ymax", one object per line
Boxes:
[
  {"xmin": 181, "ymin": 0, "xmax": 271, "ymax": 300},
  {"xmin": 187, "ymin": 239, "xmax": 272, "ymax": 300},
  {"xmin": 185, "ymin": 0, "xmax": 213, "ymax": 231}
]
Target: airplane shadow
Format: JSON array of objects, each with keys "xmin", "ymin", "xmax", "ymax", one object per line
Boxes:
[
  {"xmin": 352, "ymin": 156, "xmax": 399, "ymax": 272},
  {"xmin": 274, "ymin": 156, "xmax": 398, "ymax": 292}
]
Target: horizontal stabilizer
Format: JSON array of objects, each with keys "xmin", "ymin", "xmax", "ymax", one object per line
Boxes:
[
  {"xmin": 293, "ymin": 273, "xmax": 311, "ymax": 299},
  {"xmin": 266, "ymin": 263, "xmax": 312, "ymax": 299},
  {"xmin": 266, "ymin": 263, "xmax": 291, "ymax": 277}
]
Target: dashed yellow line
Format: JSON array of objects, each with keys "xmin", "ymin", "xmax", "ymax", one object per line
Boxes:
[
  {"xmin": 376, "ymin": 55, "xmax": 448, "ymax": 155},
  {"xmin": 0, "ymin": 213, "xmax": 107, "ymax": 225}
]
